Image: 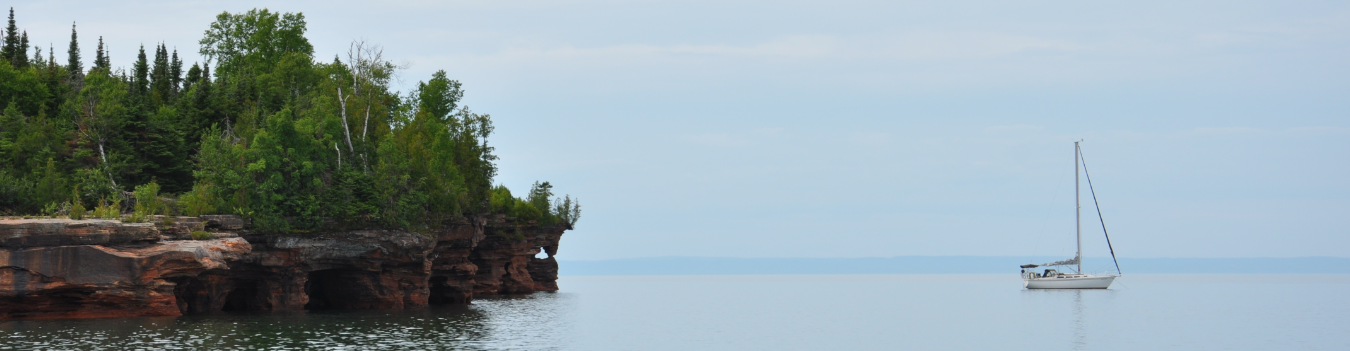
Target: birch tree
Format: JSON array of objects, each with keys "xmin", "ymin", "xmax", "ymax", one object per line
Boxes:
[{"xmin": 74, "ymin": 68, "xmax": 126, "ymax": 190}]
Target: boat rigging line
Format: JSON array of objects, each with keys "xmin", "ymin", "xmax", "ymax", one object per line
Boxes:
[{"xmin": 1078, "ymin": 145, "xmax": 1121, "ymax": 275}]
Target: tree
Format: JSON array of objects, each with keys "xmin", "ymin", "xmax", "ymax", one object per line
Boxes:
[
  {"xmin": 199, "ymin": 9, "xmax": 313, "ymax": 80},
  {"xmin": 416, "ymin": 70, "xmax": 463, "ymax": 122},
  {"xmin": 93, "ymin": 36, "xmax": 108, "ymax": 70},
  {"xmin": 0, "ymin": 9, "xmax": 29, "ymax": 69},
  {"xmin": 66, "ymin": 22, "xmax": 82, "ymax": 83},
  {"xmin": 151, "ymin": 43, "xmax": 170, "ymax": 102},
  {"xmin": 2, "ymin": 8, "xmax": 17, "ymax": 66},
  {"xmin": 0, "ymin": 7, "xmax": 579, "ymax": 228},
  {"xmin": 131, "ymin": 45, "xmax": 149, "ymax": 98},
  {"xmin": 73, "ymin": 68, "xmax": 127, "ymax": 191},
  {"xmin": 0, "ymin": 57, "xmax": 52, "ymax": 116},
  {"xmin": 334, "ymin": 40, "xmax": 397, "ymax": 170},
  {"xmin": 170, "ymin": 49, "xmax": 182, "ymax": 96},
  {"xmin": 183, "ymin": 62, "xmax": 201, "ymax": 92},
  {"xmin": 16, "ymin": 30, "xmax": 26, "ymax": 68}
]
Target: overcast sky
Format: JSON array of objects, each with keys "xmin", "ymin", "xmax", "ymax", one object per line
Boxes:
[{"xmin": 11, "ymin": 0, "xmax": 1348, "ymax": 260}]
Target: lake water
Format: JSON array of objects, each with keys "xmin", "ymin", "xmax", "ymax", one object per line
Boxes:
[{"xmin": 2, "ymin": 274, "xmax": 1347, "ymax": 350}]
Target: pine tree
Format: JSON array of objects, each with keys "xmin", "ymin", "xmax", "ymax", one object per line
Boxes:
[
  {"xmin": 170, "ymin": 49, "xmax": 182, "ymax": 96},
  {"xmin": 67, "ymin": 22, "xmax": 82, "ymax": 81},
  {"xmin": 16, "ymin": 30, "xmax": 27, "ymax": 68},
  {"xmin": 184, "ymin": 62, "xmax": 201, "ymax": 92},
  {"xmin": 30, "ymin": 45, "xmax": 41, "ymax": 67},
  {"xmin": 1, "ymin": 8, "xmax": 16, "ymax": 65},
  {"xmin": 93, "ymin": 36, "xmax": 108, "ymax": 70},
  {"xmin": 132, "ymin": 44, "xmax": 149, "ymax": 97},
  {"xmin": 151, "ymin": 43, "xmax": 169, "ymax": 100}
]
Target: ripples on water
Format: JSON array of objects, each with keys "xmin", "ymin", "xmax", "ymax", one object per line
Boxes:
[
  {"xmin": 2, "ymin": 274, "xmax": 1349, "ymax": 350},
  {"xmin": 0, "ymin": 293, "xmax": 571, "ymax": 351}
]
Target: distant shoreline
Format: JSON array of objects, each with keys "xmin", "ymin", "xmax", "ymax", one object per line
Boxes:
[{"xmin": 558, "ymin": 256, "xmax": 1350, "ymax": 275}]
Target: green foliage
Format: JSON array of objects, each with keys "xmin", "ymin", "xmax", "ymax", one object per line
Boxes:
[
  {"xmin": 190, "ymin": 230, "xmax": 211, "ymax": 240},
  {"xmin": 199, "ymin": 8, "xmax": 313, "ymax": 80},
  {"xmin": 0, "ymin": 170, "xmax": 32, "ymax": 214},
  {"xmin": 488, "ymin": 185, "xmax": 516, "ymax": 214},
  {"xmin": 2, "ymin": 103, "xmax": 68, "ymax": 179},
  {"xmin": 92, "ymin": 197, "xmax": 121, "ymax": 219},
  {"xmin": 178, "ymin": 181, "xmax": 219, "ymax": 216},
  {"xmin": 0, "ymin": 8, "xmax": 580, "ymax": 234},
  {"xmin": 129, "ymin": 181, "xmax": 163, "ymax": 222},
  {"xmin": 68, "ymin": 186, "xmax": 85, "ymax": 219},
  {"xmin": 33, "ymin": 158, "xmax": 68, "ymax": 211},
  {"xmin": 527, "ymin": 181, "xmax": 554, "ymax": 215},
  {"xmin": 488, "ymin": 183, "xmax": 581, "ymax": 227},
  {"xmin": 554, "ymin": 195, "xmax": 581, "ymax": 228},
  {"xmin": 67, "ymin": 23, "xmax": 81, "ymax": 81},
  {"xmin": 41, "ymin": 201, "xmax": 59, "ymax": 217},
  {"xmin": 0, "ymin": 58, "xmax": 52, "ymax": 116},
  {"xmin": 417, "ymin": 70, "xmax": 463, "ymax": 121}
]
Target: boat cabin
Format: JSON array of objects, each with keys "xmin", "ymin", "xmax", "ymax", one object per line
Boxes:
[{"xmin": 1020, "ymin": 267, "xmax": 1089, "ymax": 280}]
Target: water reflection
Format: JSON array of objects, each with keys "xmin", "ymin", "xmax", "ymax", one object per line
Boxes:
[
  {"xmin": 0, "ymin": 292, "xmax": 571, "ymax": 350},
  {"xmin": 1073, "ymin": 290, "xmax": 1085, "ymax": 351},
  {"xmin": 1021, "ymin": 288, "xmax": 1117, "ymax": 351}
]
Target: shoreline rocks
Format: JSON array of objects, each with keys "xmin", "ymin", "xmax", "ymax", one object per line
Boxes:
[{"xmin": 0, "ymin": 216, "xmax": 568, "ymax": 319}]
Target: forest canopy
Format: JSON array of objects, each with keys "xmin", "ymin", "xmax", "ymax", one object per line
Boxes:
[{"xmin": 0, "ymin": 8, "xmax": 579, "ymax": 232}]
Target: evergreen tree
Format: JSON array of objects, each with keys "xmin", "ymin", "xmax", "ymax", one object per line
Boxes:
[
  {"xmin": 2, "ymin": 8, "xmax": 16, "ymax": 65},
  {"xmin": 0, "ymin": 8, "xmax": 579, "ymax": 225},
  {"xmin": 170, "ymin": 49, "xmax": 182, "ymax": 96},
  {"xmin": 151, "ymin": 43, "xmax": 169, "ymax": 101},
  {"xmin": 93, "ymin": 36, "xmax": 108, "ymax": 70},
  {"xmin": 132, "ymin": 45, "xmax": 149, "ymax": 98},
  {"xmin": 183, "ymin": 62, "xmax": 200, "ymax": 92},
  {"xmin": 16, "ymin": 30, "xmax": 27, "ymax": 68},
  {"xmin": 67, "ymin": 22, "xmax": 81, "ymax": 81},
  {"xmin": 43, "ymin": 44, "xmax": 69, "ymax": 117},
  {"xmin": 30, "ymin": 45, "xmax": 41, "ymax": 67}
]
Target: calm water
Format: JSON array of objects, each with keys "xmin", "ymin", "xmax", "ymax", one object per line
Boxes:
[{"xmin": 2, "ymin": 274, "xmax": 1347, "ymax": 350}]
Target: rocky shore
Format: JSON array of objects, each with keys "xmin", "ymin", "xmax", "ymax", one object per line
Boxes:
[{"xmin": 0, "ymin": 215, "xmax": 567, "ymax": 319}]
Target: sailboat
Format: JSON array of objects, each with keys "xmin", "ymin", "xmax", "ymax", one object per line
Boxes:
[{"xmin": 1020, "ymin": 141, "xmax": 1121, "ymax": 289}]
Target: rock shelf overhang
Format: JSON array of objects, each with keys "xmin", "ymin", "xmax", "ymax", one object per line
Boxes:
[{"xmin": 0, "ymin": 215, "xmax": 567, "ymax": 319}]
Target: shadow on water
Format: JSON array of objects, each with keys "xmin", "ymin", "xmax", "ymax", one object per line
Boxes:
[{"xmin": 0, "ymin": 292, "xmax": 571, "ymax": 350}]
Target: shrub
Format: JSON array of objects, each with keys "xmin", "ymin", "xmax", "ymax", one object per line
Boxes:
[
  {"xmin": 190, "ymin": 230, "xmax": 212, "ymax": 240},
  {"xmin": 179, "ymin": 182, "xmax": 219, "ymax": 217},
  {"xmin": 129, "ymin": 181, "xmax": 164, "ymax": 223},
  {"xmin": 553, "ymin": 194, "xmax": 581, "ymax": 228},
  {"xmin": 488, "ymin": 185, "xmax": 517, "ymax": 214},
  {"xmin": 68, "ymin": 187, "xmax": 86, "ymax": 220},
  {"xmin": 512, "ymin": 200, "xmax": 542, "ymax": 221},
  {"xmin": 41, "ymin": 202, "xmax": 60, "ymax": 217},
  {"xmin": 92, "ymin": 198, "xmax": 123, "ymax": 220}
]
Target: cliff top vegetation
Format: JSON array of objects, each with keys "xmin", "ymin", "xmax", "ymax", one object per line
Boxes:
[{"xmin": 0, "ymin": 8, "xmax": 580, "ymax": 233}]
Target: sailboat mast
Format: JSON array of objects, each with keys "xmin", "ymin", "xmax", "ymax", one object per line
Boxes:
[{"xmin": 1075, "ymin": 141, "xmax": 1082, "ymax": 274}]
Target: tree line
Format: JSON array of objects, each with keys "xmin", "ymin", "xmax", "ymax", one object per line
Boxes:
[{"xmin": 0, "ymin": 8, "xmax": 580, "ymax": 232}]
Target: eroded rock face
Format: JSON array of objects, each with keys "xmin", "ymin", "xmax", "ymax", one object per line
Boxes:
[
  {"xmin": 223, "ymin": 230, "xmax": 437, "ymax": 312},
  {"xmin": 0, "ymin": 236, "xmax": 251, "ymax": 319},
  {"xmin": 0, "ymin": 215, "xmax": 569, "ymax": 319},
  {"xmin": 472, "ymin": 218, "xmax": 569, "ymax": 294},
  {"xmin": 429, "ymin": 219, "xmax": 486, "ymax": 304},
  {"xmin": 0, "ymin": 219, "xmax": 159, "ymax": 248}
]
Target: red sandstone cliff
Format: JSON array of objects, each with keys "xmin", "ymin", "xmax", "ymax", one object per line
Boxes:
[
  {"xmin": 0, "ymin": 219, "xmax": 250, "ymax": 319},
  {"xmin": 0, "ymin": 215, "xmax": 568, "ymax": 319}
]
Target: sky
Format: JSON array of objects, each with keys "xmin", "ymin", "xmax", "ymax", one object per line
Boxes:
[{"xmin": 9, "ymin": 0, "xmax": 1348, "ymax": 260}]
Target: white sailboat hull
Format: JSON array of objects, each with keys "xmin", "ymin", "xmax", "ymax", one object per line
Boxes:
[{"xmin": 1024, "ymin": 275, "xmax": 1116, "ymax": 289}]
